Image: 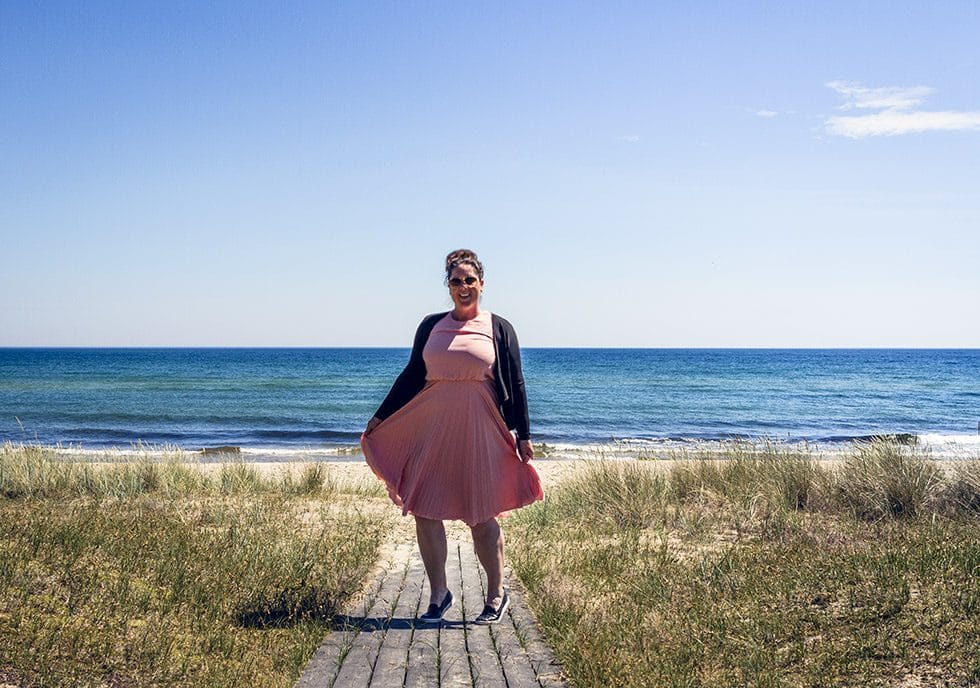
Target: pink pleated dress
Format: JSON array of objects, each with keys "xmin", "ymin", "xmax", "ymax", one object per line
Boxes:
[{"xmin": 361, "ymin": 311, "xmax": 543, "ymax": 527}]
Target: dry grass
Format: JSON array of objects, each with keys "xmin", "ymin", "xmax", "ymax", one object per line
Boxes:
[
  {"xmin": 0, "ymin": 445, "xmax": 391, "ymax": 687},
  {"xmin": 507, "ymin": 441, "xmax": 980, "ymax": 687},
  {"xmin": 0, "ymin": 443, "xmax": 387, "ymax": 500},
  {"xmin": 837, "ymin": 441, "xmax": 944, "ymax": 519}
]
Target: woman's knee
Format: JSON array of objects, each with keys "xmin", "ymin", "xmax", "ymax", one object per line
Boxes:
[{"xmin": 470, "ymin": 517, "xmax": 500, "ymax": 538}]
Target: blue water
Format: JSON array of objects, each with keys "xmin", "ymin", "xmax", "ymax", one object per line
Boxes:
[{"xmin": 0, "ymin": 348, "xmax": 978, "ymax": 450}]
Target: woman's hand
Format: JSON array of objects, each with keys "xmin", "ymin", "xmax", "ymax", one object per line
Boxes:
[
  {"xmin": 517, "ymin": 439, "xmax": 534, "ymax": 463},
  {"xmin": 364, "ymin": 417, "xmax": 382, "ymax": 436}
]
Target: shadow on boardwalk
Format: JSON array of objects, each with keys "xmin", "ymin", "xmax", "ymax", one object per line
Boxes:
[{"xmin": 295, "ymin": 540, "xmax": 567, "ymax": 688}]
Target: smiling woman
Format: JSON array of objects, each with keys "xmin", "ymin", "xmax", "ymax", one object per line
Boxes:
[
  {"xmin": 361, "ymin": 248, "xmax": 543, "ymax": 626},
  {"xmin": 447, "ymin": 261, "xmax": 482, "ymax": 300}
]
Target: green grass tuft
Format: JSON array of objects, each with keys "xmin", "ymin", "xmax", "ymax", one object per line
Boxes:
[{"xmin": 837, "ymin": 440, "xmax": 943, "ymax": 520}]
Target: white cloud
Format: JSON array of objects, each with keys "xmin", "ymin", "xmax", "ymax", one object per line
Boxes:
[
  {"xmin": 756, "ymin": 109, "xmax": 779, "ymax": 118},
  {"xmin": 827, "ymin": 109, "xmax": 980, "ymax": 138},
  {"xmin": 826, "ymin": 81, "xmax": 933, "ymax": 111},
  {"xmin": 825, "ymin": 81, "xmax": 980, "ymax": 138}
]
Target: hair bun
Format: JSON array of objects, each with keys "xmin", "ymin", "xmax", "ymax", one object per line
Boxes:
[
  {"xmin": 445, "ymin": 249, "xmax": 484, "ymax": 281},
  {"xmin": 445, "ymin": 249, "xmax": 478, "ymax": 271}
]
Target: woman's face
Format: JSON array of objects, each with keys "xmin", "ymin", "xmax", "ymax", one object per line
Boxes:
[{"xmin": 448, "ymin": 263, "xmax": 484, "ymax": 311}]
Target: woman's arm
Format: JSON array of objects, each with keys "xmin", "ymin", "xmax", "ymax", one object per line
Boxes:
[
  {"xmin": 505, "ymin": 324, "xmax": 534, "ymax": 461},
  {"xmin": 372, "ymin": 313, "xmax": 441, "ymax": 423},
  {"xmin": 505, "ymin": 324, "xmax": 531, "ymax": 441}
]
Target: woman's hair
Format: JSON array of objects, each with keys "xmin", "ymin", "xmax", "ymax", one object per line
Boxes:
[{"xmin": 445, "ymin": 249, "xmax": 484, "ymax": 282}]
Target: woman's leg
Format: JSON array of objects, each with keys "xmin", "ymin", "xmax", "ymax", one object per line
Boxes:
[
  {"xmin": 470, "ymin": 517, "xmax": 505, "ymax": 607},
  {"xmin": 415, "ymin": 516, "xmax": 449, "ymax": 605}
]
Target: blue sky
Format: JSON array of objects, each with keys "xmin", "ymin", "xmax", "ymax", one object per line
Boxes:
[{"xmin": 2, "ymin": 1, "xmax": 978, "ymax": 347}]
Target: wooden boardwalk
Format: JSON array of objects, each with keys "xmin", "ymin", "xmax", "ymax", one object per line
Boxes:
[{"xmin": 295, "ymin": 540, "xmax": 568, "ymax": 688}]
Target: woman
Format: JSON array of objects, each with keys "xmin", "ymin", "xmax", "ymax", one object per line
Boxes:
[{"xmin": 361, "ymin": 249, "xmax": 543, "ymax": 625}]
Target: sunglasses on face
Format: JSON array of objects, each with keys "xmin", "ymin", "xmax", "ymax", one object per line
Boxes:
[{"xmin": 448, "ymin": 277, "xmax": 480, "ymax": 288}]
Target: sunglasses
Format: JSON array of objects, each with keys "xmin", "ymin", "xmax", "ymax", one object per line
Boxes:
[{"xmin": 448, "ymin": 276, "xmax": 480, "ymax": 288}]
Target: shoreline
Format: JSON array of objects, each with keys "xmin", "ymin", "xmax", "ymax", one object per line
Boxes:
[{"xmin": 9, "ymin": 433, "xmax": 980, "ymax": 464}]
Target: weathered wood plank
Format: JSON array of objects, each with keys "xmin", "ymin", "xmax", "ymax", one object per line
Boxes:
[
  {"xmin": 488, "ymin": 595, "xmax": 541, "ymax": 686},
  {"xmin": 468, "ymin": 551, "xmax": 541, "ymax": 688},
  {"xmin": 293, "ymin": 614, "xmax": 354, "ymax": 688},
  {"xmin": 403, "ymin": 544, "xmax": 442, "ymax": 688},
  {"xmin": 327, "ymin": 545, "xmax": 413, "ymax": 688},
  {"xmin": 404, "ymin": 623, "xmax": 441, "ymax": 688},
  {"xmin": 368, "ymin": 554, "xmax": 425, "ymax": 686},
  {"xmin": 459, "ymin": 543, "xmax": 508, "ymax": 688},
  {"xmin": 439, "ymin": 541, "xmax": 473, "ymax": 687},
  {"xmin": 504, "ymin": 574, "xmax": 568, "ymax": 687},
  {"xmin": 294, "ymin": 543, "xmax": 412, "ymax": 688}
]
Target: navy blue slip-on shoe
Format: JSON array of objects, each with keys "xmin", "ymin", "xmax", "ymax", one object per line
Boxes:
[
  {"xmin": 473, "ymin": 591, "xmax": 509, "ymax": 625},
  {"xmin": 418, "ymin": 590, "xmax": 454, "ymax": 624}
]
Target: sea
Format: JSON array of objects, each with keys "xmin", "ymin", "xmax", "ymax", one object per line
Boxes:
[{"xmin": 1, "ymin": 348, "xmax": 979, "ymax": 460}]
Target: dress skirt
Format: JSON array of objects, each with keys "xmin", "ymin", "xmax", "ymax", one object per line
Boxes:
[{"xmin": 360, "ymin": 311, "xmax": 543, "ymax": 527}]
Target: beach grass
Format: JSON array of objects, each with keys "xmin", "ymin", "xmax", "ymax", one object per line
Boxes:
[
  {"xmin": 0, "ymin": 443, "xmax": 387, "ymax": 500},
  {"xmin": 507, "ymin": 441, "xmax": 980, "ymax": 687},
  {"xmin": 0, "ymin": 445, "xmax": 390, "ymax": 688}
]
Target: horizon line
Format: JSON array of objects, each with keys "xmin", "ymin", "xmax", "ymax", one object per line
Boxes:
[{"xmin": 2, "ymin": 345, "xmax": 978, "ymax": 351}]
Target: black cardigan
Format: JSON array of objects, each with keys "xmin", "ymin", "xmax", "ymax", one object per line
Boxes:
[{"xmin": 373, "ymin": 312, "xmax": 531, "ymax": 440}]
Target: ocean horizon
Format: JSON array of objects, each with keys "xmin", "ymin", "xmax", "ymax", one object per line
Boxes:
[{"xmin": 2, "ymin": 347, "xmax": 979, "ymax": 458}]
